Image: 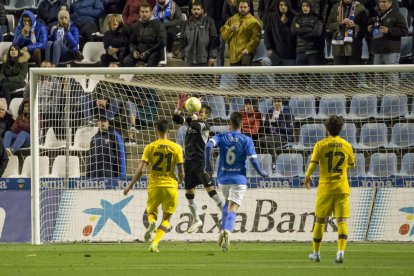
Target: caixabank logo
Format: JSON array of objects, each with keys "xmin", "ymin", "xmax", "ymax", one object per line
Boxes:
[{"xmin": 399, "ymin": 207, "xmax": 414, "ymax": 236}]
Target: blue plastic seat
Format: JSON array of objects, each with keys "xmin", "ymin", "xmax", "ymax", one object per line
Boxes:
[
  {"xmin": 348, "ymin": 153, "xmax": 366, "ymax": 177},
  {"xmin": 289, "ymin": 95, "xmax": 316, "ymax": 120},
  {"xmin": 229, "ymin": 97, "xmax": 245, "ymax": 114},
  {"xmin": 400, "ymin": 153, "xmax": 414, "ymax": 176},
  {"xmin": 258, "ymin": 98, "xmax": 273, "ymax": 119},
  {"xmin": 343, "ymin": 94, "xmax": 378, "ymax": 120},
  {"xmin": 374, "ymin": 94, "xmax": 408, "ymax": 119},
  {"xmin": 247, "ymin": 154, "xmax": 272, "ymax": 177},
  {"xmin": 339, "ymin": 123, "xmax": 357, "ymax": 146},
  {"xmin": 367, "ymin": 153, "xmax": 397, "ymax": 177},
  {"xmin": 315, "ymin": 94, "xmax": 346, "ymax": 119},
  {"xmin": 210, "ymin": 125, "xmax": 229, "ymax": 135},
  {"xmin": 405, "ymin": 99, "xmax": 414, "ymax": 119},
  {"xmin": 292, "ymin": 124, "xmax": 326, "ymax": 150},
  {"xmin": 384, "ymin": 123, "xmax": 414, "ymax": 149},
  {"xmin": 274, "ymin": 154, "xmax": 304, "ymax": 177},
  {"xmin": 176, "ymin": 126, "xmax": 188, "ymax": 148},
  {"xmin": 203, "ymin": 95, "xmax": 228, "ymax": 120},
  {"xmin": 5, "ymin": 0, "xmax": 37, "ymax": 10},
  {"xmin": 354, "ymin": 123, "xmax": 388, "ymax": 150}
]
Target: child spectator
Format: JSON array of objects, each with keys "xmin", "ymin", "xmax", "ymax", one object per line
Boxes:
[{"xmin": 4, "ymin": 97, "xmax": 30, "ymax": 156}]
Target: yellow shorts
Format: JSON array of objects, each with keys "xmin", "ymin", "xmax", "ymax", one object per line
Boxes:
[
  {"xmin": 315, "ymin": 193, "xmax": 350, "ymax": 218},
  {"xmin": 146, "ymin": 187, "xmax": 178, "ymax": 216}
]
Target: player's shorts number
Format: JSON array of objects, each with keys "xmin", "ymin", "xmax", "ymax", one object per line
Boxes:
[
  {"xmin": 226, "ymin": 146, "xmax": 236, "ymax": 165},
  {"xmin": 152, "ymin": 152, "xmax": 173, "ymax": 172},
  {"xmin": 325, "ymin": 151, "xmax": 345, "ymax": 173}
]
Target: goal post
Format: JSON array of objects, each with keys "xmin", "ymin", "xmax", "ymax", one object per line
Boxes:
[{"xmin": 30, "ymin": 65, "xmax": 414, "ymax": 244}]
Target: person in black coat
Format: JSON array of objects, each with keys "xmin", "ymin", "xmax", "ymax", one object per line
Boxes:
[
  {"xmin": 37, "ymin": 0, "xmax": 68, "ymax": 31},
  {"xmin": 101, "ymin": 14, "xmax": 129, "ymax": 66}
]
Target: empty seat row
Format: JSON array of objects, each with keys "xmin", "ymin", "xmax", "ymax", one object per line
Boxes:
[
  {"xmin": 2, "ymin": 155, "xmax": 80, "ymax": 178},
  {"xmin": 41, "ymin": 127, "xmax": 98, "ymax": 151}
]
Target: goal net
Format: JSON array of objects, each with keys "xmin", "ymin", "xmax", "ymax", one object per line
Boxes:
[{"xmin": 30, "ymin": 66, "xmax": 414, "ymax": 244}]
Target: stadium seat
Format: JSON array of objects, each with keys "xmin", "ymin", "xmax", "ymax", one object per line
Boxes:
[
  {"xmin": 1, "ymin": 155, "xmax": 19, "ymax": 177},
  {"xmin": 176, "ymin": 126, "xmax": 188, "ymax": 148},
  {"xmin": 343, "ymin": 94, "xmax": 378, "ymax": 120},
  {"xmin": 158, "ymin": 47, "xmax": 167, "ymax": 66},
  {"xmin": 384, "ymin": 123, "xmax": 414, "ymax": 149},
  {"xmin": 0, "ymin": 42, "xmax": 12, "ymax": 62},
  {"xmin": 210, "ymin": 125, "xmax": 229, "ymax": 135},
  {"xmin": 247, "ymin": 154, "xmax": 272, "ymax": 177},
  {"xmin": 289, "ymin": 95, "xmax": 316, "ymax": 120},
  {"xmin": 203, "ymin": 95, "xmax": 228, "ymax": 120},
  {"xmin": 229, "ymin": 97, "xmax": 245, "ymax": 114},
  {"xmin": 291, "ymin": 124, "xmax": 326, "ymax": 150},
  {"xmin": 306, "ymin": 155, "xmax": 319, "ymax": 176},
  {"xmin": 399, "ymin": 153, "xmax": 414, "ymax": 176},
  {"xmin": 50, "ymin": 155, "xmax": 81, "ymax": 178},
  {"xmin": 374, "ymin": 94, "xmax": 408, "ymax": 119},
  {"xmin": 9, "ymin": 97, "xmax": 23, "ymax": 120},
  {"xmin": 400, "ymin": 36, "xmax": 412, "ymax": 61},
  {"xmin": 75, "ymin": 42, "xmax": 106, "ymax": 65},
  {"xmin": 361, "ymin": 38, "xmax": 369, "ymax": 61},
  {"xmin": 19, "ymin": 156, "xmax": 50, "ymax": 178},
  {"xmin": 354, "ymin": 123, "xmax": 388, "ymax": 150},
  {"xmin": 6, "ymin": 14, "xmax": 15, "ymax": 34},
  {"xmin": 219, "ymin": 74, "xmax": 238, "ymax": 89},
  {"xmin": 406, "ymin": 100, "xmax": 414, "ymax": 119},
  {"xmin": 5, "ymin": 0, "xmax": 37, "ymax": 10},
  {"xmin": 258, "ymin": 98, "xmax": 273, "ymax": 118},
  {"xmin": 339, "ymin": 123, "xmax": 357, "ymax": 146},
  {"xmin": 367, "ymin": 153, "xmax": 397, "ymax": 177},
  {"xmin": 315, "ymin": 94, "xmax": 347, "ymax": 119},
  {"xmin": 348, "ymin": 153, "xmax": 366, "ymax": 177},
  {"xmin": 69, "ymin": 127, "xmax": 99, "ymax": 151},
  {"xmin": 40, "ymin": 128, "xmax": 71, "ymax": 150},
  {"xmin": 252, "ymin": 39, "xmax": 267, "ymax": 63},
  {"xmin": 274, "ymin": 153, "xmax": 304, "ymax": 177}
]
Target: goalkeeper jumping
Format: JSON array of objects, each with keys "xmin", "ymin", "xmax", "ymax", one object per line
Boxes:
[{"xmin": 173, "ymin": 93, "xmax": 224, "ymax": 233}]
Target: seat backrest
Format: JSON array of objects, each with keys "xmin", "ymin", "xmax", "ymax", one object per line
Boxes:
[
  {"xmin": 368, "ymin": 153, "xmax": 397, "ymax": 177},
  {"xmin": 399, "ymin": 7, "xmax": 409, "ymax": 26},
  {"xmin": 348, "ymin": 153, "xmax": 365, "ymax": 177},
  {"xmin": 51, "ymin": 155, "xmax": 80, "ymax": 178},
  {"xmin": 299, "ymin": 124, "xmax": 326, "ymax": 147},
  {"xmin": 219, "ymin": 74, "xmax": 238, "ymax": 89},
  {"xmin": 401, "ymin": 153, "xmax": 414, "ymax": 176},
  {"xmin": 400, "ymin": 36, "xmax": 412, "ymax": 58},
  {"xmin": 6, "ymin": 14, "xmax": 15, "ymax": 33},
  {"xmin": 275, "ymin": 153, "xmax": 304, "ymax": 177},
  {"xmin": 203, "ymin": 95, "xmax": 227, "ymax": 120},
  {"xmin": 229, "ymin": 97, "xmax": 245, "ymax": 114},
  {"xmin": 72, "ymin": 127, "xmax": 99, "ymax": 149},
  {"xmin": 349, "ymin": 94, "xmax": 378, "ymax": 118},
  {"xmin": 2, "ymin": 155, "xmax": 19, "ymax": 177},
  {"xmin": 339, "ymin": 123, "xmax": 357, "ymax": 145},
  {"xmin": 258, "ymin": 98, "xmax": 273, "ymax": 118},
  {"xmin": 9, "ymin": 97, "xmax": 23, "ymax": 120},
  {"xmin": 289, "ymin": 95, "xmax": 316, "ymax": 120},
  {"xmin": 81, "ymin": 42, "xmax": 106, "ymax": 63},
  {"xmin": 318, "ymin": 94, "xmax": 346, "ymax": 117},
  {"xmin": 43, "ymin": 128, "xmax": 71, "ymax": 148},
  {"xmin": 252, "ymin": 39, "xmax": 267, "ymax": 62},
  {"xmin": 0, "ymin": 42, "xmax": 12, "ymax": 62},
  {"xmin": 361, "ymin": 38, "xmax": 369, "ymax": 60},
  {"xmin": 20, "ymin": 156, "xmax": 50, "ymax": 178},
  {"xmin": 359, "ymin": 123, "xmax": 388, "ymax": 147},
  {"xmin": 389, "ymin": 123, "xmax": 414, "ymax": 148},
  {"xmin": 210, "ymin": 125, "xmax": 229, "ymax": 135},
  {"xmin": 378, "ymin": 94, "xmax": 408, "ymax": 118},
  {"xmin": 176, "ymin": 126, "xmax": 188, "ymax": 147},
  {"xmin": 247, "ymin": 154, "xmax": 272, "ymax": 177}
]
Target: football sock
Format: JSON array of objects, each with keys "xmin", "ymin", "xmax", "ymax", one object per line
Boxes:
[
  {"xmin": 153, "ymin": 219, "xmax": 170, "ymax": 246},
  {"xmin": 148, "ymin": 212, "xmax": 157, "ymax": 224},
  {"xmin": 221, "ymin": 203, "xmax": 229, "ymax": 230},
  {"xmin": 312, "ymin": 223, "xmax": 325, "ymax": 253},
  {"xmin": 186, "ymin": 193, "xmax": 200, "ymax": 222},
  {"xmin": 208, "ymin": 190, "xmax": 224, "ymax": 210},
  {"xmin": 224, "ymin": 211, "xmax": 236, "ymax": 232},
  {"xmin": 337, "ymin": 221, "xmax": 348, "ymax": 252}
]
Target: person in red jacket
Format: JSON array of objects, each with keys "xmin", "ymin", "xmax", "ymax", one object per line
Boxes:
[
  {"xmin": 4, "ymin": 97, "xmax": 30, "ymax": 156},
  {"xmin": 123, "ymin": 0, "xmax": 156, "ymax": 25},
  {"xmin": 240, "ymin": 98, "xmax": 263, "ymax": 147}
]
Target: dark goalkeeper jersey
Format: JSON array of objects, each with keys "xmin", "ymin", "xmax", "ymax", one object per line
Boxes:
[{"xmin": 173, "ymin": 114, "xmax": 210, "ymax": 162}]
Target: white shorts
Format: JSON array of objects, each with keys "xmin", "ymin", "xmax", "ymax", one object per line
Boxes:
[{"xmin": 219, "ymin": 184, "xmax": 247, "ymax": 206}]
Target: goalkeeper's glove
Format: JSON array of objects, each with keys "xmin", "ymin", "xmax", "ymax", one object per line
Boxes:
[{"xmin": 176, "ymin": 93, "xmax": 189, "ymax": 111}]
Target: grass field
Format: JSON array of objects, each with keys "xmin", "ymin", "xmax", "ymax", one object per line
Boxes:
[{"xmin": 1, "ymin": 242, "xmax": 413, "ymax": 276}]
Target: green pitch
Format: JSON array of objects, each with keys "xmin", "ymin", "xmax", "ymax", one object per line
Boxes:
[{"xmin": 1, "ymin": 243, "xmax": 413, "ymax": 276}]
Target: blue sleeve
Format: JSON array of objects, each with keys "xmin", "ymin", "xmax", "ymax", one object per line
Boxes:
[
  {"xmin": 27, "ymin": 23, "xmax": 48, "ymax": 51},
  {"xmin": 204, "ymin": 140, "xmax": 214, "ymax": 172},
  {"xmin": 246, "ymin": 138, "xmax": 257, "ymax": 157},
  {"xmin": 66, "ymin": 25, "xmax": 80, "ymax": 51},
  {"xmin": 249, "ymin": 158, "xmax": 267, "ymax": 177},
  {"xmin": 13, "ymin": 26, "xmax": 27, "ymax": 47}
]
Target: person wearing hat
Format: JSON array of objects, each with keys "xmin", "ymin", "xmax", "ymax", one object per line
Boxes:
[{"xmin": 45, "ymin": 7, "xmax": 83, "ymax": 67}]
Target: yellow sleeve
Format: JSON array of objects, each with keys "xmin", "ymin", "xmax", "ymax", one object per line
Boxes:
[
  {"xmin": 246, "ymin": 20, "xmax": 261, "ymax": 54},
  {"xmin": 220, "ymin": 16, "xmax": 235, "ymax": 41},
  {"xmin": 176, "ymin": 144, "xmax": 184, "ymax": 164},
  {"xmin": 347, "ymin": 146, "xmax": 356, "ymax": 169},
  {"xmin": 306, "ymin": 143, "xmax": 320, "ymax": 177},
  {"xmin": 141, "ymin": 144, "xmax": 151, "ymax": 163}
]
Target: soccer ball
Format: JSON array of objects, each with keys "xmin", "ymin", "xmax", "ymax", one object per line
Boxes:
[{"xmin": 185, "ymin": 97, "xmax": 202, "ymax": 114}]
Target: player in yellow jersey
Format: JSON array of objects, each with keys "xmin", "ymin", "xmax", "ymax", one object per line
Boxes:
[
  {"xmin": 124, "ymin": 119, "xmax": 184, "ymax": 253},
  {"xmin": 304, "ymin": 115, "xmax": 355, "ymax": 263}
]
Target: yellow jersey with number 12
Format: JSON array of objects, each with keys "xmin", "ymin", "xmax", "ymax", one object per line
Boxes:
[
  {"xmin": 307, "ymin": 136, "xmax": 355, "ymax": 195},
  {"xmin": 141, "ymin": 139, "xmax": 184, "ymax": 188}
]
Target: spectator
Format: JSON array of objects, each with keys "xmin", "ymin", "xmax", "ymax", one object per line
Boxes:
[
  {"xmin": 0, "ymin": 136, "xmax": 8, "ymax": 177},
  {"xmin": 222, "ymin": 0, "xmax": 254, "ymax": 22},
  {"xmin": 37, "ymin": 0, "xmax": 68, "ymax": 31},
  {"xmin": 291, "ymin": 0, "xmax": 324, "ymax": 65},
  {"xmin": 45, "ymin": 7, "xmax": 83, "ymax": 67},
  {"xmin": 0, "ymin": 45, "xmax": 29, "ymax": 104},
  {"xmin": 13, "ymin": 10, "xmax": 48, "ymax": 66},
  {"xmin": 327, "ymin": 0, "xmax": 367, "ymax": 65},
  {"xmin": 0, "ymin": 98, "xmax": 14, "ymax": 138},
  {"xmin": 241, "ymin": 98, "xmax": 263, "ymax": 145},
  {"xmin": 259, "ymin": 0, "xmax": 279, "ymax": 20},
  {"xmin": 86, "ymin": 111, "xmax": 126, "ymax": 178},
  {"xmin": 263, "ymin": 0, "xmax": 297, "ymax": 66},
  {"xmin": 123, "ymin": 3, "xmax": 166, "ymax": 67},
  {"xmin": 101, "ymin": 14, "xmax": 129, "ymax": 66},
  {"xmin": 367, "ymin": 0, "xmax": 408, "ymax": 65},
  {"xmin": 104, "ymin": 0, "xmax": 128, "ymax": 14},
  {"xmin": 262, "ymin": 99, "xmax": 295, "ymax": 170},
  {"xmin": 4, "ymin": 97, "xmax": 30, "ymax": 156},
  {"xmin": 179, "ymin": 1, "xmax": 218, "ymax": 66},
  {"xmin": 123, "ymin": 0, "xmax": 156, "ymax": 26},
  {"xmin": 220, "ymin": 0, "xmax": 261, "ymax": 66},
  {"xmin": 153, "ymin": 0, "xmax": 183, "ymax": 58},
  {"xmin": 0, "ymin": 3, "xmax": 6, "ymax": 42},
  {"xmin": 70, "ymin": 0, "xmax": 104, "ymax": 48}
]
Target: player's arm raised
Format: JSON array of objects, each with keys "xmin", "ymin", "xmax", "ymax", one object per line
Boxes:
[{"xmin": 124, "ymin": 161, "xmax": 148, "ymax": 195}]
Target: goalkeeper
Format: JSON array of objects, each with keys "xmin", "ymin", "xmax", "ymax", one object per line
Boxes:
[{"xmin": 173, "ymin": 93, "xmax": 224, "ymax": 233}]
